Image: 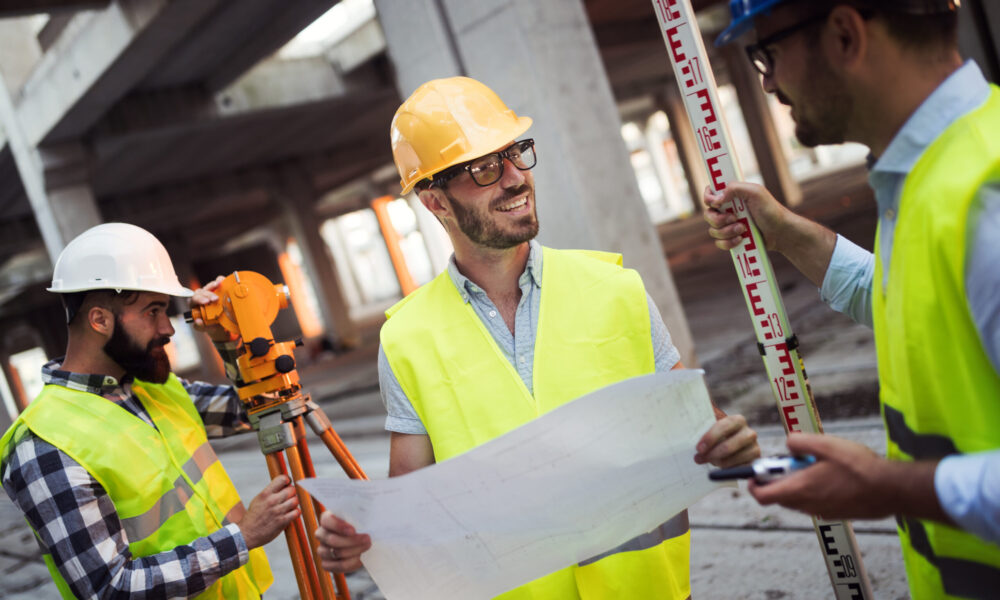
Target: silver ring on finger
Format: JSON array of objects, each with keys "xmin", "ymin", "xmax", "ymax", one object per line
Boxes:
[{"xmin": 329, "ymin": 547, "xmax": 338, "ymax": 560}]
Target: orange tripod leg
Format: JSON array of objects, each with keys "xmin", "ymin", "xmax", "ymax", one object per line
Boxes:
[
  {"xmin": 293, "ymin": 419, "xmax": 353, "ymax": 600},
  {"xmin": 267, "ymin": 452, "xmax": 321, "ymax": 600},
  {"xmin": 318, "ymin": 427, "xmax": 369, "ymax": 480},
  {"xmin": 287, "ymin": 444, "xmax": 339, "ymax": 600}
]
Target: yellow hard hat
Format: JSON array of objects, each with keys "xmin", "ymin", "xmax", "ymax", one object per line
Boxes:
[{"xmin": 390, "ymin": 77, "xmax": 533, "ymax": 194}]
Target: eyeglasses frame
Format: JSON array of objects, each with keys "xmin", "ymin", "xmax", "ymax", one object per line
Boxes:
[
  {"xmin": 428, "ymin": 138, "xmax": 536, "ymax": 189},
  {"xmin": 744, "ymin": 13, "xmax": 831, "ymax": 78}
]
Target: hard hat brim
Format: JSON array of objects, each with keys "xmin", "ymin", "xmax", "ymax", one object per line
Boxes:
[{"xmin": 47, "ymin": 283, "xmax": 195, "ymax": 297}]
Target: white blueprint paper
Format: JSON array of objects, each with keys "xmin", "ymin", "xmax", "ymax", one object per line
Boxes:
[{"xmin": 299, "ymin": 369, "xmax": 722, "ymax": 600}]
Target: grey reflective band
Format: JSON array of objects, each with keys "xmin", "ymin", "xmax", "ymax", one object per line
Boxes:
[
  {"xmin": 181, "ymin": 442, "xmax": 220, "ymax": 485},
  {"xmin": 883, "ymin": 404, "xmax": 959, "ymax": 459},
  {"xmin": 578, "ymin": 510, "xmax": 689, "ymax": 567},
  {"xmin": 901, "ymin": 516, "xmax": 1000, "ymax": 598},
  {"xmin": 121, "ymin": 474, "xmax": 196, "ymax": 542}
]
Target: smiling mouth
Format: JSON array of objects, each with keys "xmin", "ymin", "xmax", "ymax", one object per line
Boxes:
[{"xmin": 497, "ymin": 195, "xmax": 528, "ymax": 212}]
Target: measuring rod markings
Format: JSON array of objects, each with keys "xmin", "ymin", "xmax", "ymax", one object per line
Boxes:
[{"xmin": 651, "ymin": 1, "xmax": 872, "ymax": 598}]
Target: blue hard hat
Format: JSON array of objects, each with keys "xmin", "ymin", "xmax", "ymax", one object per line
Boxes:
[
  {"xmin": 715, "ymin": 0, "xmax": 791, "ymax": 47},
  {"xmin": 715, "ymin": 0, "xmax": 960, "ymax": 47}
]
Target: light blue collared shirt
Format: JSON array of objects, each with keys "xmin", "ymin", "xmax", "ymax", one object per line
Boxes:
[
  {"xmin": 378, "ymin": 240, "xmax": 680, "ymax": 435},
  {"xmin": 820, "ymin": 61, "xmax": 1000, "ymax": 544}
]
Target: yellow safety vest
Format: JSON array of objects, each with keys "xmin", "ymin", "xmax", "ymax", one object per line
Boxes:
[
  {"xmin": 381, "ymin": 246, "xmax": 691, "ymax": 600},
  {"xmin": 873, "ymin": 86, "xmax": 1000, "ymax": 599},
  {"xmin": 0, "ymin": 375, "xmax": 273, "ymax": 599}
]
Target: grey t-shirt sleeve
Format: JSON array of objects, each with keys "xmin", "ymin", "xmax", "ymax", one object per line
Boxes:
[
  {"xmin": 378, "ymin": 344, "xmax": 428, "ymax": 435},
  {"xmin": 648, "ymin": 292, "xmax": 682, "ymax": 372},
  {"xmin": 966, "ymin": 183, "xmax": 1000, "ymax": 374}
]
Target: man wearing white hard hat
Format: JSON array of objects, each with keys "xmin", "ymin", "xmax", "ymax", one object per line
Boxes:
[
  {"xmin": 0, "ymin": 223, "xmax": 299, "ymax": 599},
  {"xmin": 316, "ymin": 77, "xmax": 762, "ymax": 599}
]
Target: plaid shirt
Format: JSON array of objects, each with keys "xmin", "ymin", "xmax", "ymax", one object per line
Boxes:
[{"xmin": 0, "ymin": 343, "xmax": 256, "ymax": 599}]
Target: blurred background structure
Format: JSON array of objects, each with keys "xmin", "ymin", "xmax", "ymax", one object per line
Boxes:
[{"xmin": 1, "ymin": 1, "xmax": 998, "ymax": 598}]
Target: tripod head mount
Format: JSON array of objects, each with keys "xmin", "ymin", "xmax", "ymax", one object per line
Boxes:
[{"xmin": 185, "ymin": 271, "xmax": 304, "ymax": 412}]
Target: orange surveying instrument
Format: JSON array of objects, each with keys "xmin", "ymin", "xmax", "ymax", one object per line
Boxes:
[{"xmin": 186, "ymin": 271, "xmax": 367, "ymax": 600}]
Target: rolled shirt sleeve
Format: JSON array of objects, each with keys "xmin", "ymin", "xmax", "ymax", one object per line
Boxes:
[
  {"xmin": 934, "ymin": 451, "xmax": 1000, "ymax": 545},
  {"xmin": 820, "ymin": 235, "xmax": 875, "ymax": 328}
]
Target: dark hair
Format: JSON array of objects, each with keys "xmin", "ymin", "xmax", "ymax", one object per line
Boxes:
[
  {"xmin": 817, "ymin": 1, "xmax": 958, "ymax": 51},
  {"xmin": 63, "ymin": 289, "xmax": 141, "ymax": 325}
]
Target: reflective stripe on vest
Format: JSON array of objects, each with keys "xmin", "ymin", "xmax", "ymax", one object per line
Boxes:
[
  {"xmin": 382, "ymin": 246, "xmax": 689, "ymax": 600},
  {"xmin": 2, "ymin": 376, "xmax": 272, "ymax": 599},
  {"xmin": 873, "ymin": 86, "xmax": 1000, "ymax": 600}
]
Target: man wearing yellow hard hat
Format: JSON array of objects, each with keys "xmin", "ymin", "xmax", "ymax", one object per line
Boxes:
[{"xmin": 318, "ymin": 76, "xmax": 761, "ymax": 598}]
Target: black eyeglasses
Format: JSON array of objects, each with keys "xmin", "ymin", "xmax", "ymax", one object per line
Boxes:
[
  {"xmin": 745, "ymin": 13, "xmax": 829, "ymax": 77},
  {"xmin": 430, "ymin": 139, "xmax": 536, "ymax": 188}
]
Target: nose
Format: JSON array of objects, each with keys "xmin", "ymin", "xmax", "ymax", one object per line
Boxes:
[
  {"xmin": 159, "ymin": 312, "xmax": 175, "ymax": 337},
  {"xmin": 499, "ymin": 157, "xmax": 526, "ymax": 188},
  {"xmin": 761, "ymin": 72, "xmax": 776, "ymax": 95}
]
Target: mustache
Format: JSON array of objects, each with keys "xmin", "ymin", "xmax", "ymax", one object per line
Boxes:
[
  {"xmin": 776, "ymin": 90, "xmax": 793, "ymax": 106},
  {"xmin": 490, "ymin": 185, "xmax": 532, "ymax": 210},
  {"xmin": 149, "ymin": 337, "xmax": 171, "ymax": 350}
]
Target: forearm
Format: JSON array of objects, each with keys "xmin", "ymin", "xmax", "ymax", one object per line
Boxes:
[
  {"xmin": 876, "ymin": 458, "xmax": 951, "ymax": 525},
  {"xmin": 774, "ymin": 210, "xmax": 838, "ymax": 288}
]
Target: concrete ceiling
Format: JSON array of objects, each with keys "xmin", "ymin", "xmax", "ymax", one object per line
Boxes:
[{"xmin": 0, "ymin": 0, "xmax": 731, "ymax": 306}]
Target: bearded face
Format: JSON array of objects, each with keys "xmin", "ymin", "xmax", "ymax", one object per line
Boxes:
[
  {"xmin": 103, "ymin": 315, "xmax": 171, "ymax": 383},
  {"xmin": 443, "ymin": 182, "xmax": 539, "ymax": 249}
]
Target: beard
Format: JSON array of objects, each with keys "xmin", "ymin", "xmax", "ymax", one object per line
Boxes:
[
  {"xmin": 783, "ymin": 47, "xmax": 852, "ymax": 148},
  {"xmin": 445, "ymin": 183, "xmax": 539, "ymax": 249},
  {"xmin": 104, "ymin": 316, "xmax": 171, "ymax": 384}
]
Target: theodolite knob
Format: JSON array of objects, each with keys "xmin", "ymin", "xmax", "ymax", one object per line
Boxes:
[
  {"xmin": 275, "ymin": 355, "xmax": 295, "ymax": 373},
  {"xmin": 248, "ymin": 337, "xmax": 271, "ymax": 357}
]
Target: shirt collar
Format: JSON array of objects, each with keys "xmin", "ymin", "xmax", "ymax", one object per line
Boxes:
[
  {"xmin": 447, "ymin": 240, "xmax": 543, "ymax": 303},
  {"xmin": 41, "ymin": 358, "xmax": 126, "ymax": 396},
  {"xmin": 871, "ymin": 60, "xmax": 991, "ymax": 177}
]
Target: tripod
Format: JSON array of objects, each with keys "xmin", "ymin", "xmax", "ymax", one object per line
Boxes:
[{"xmin": 188, "ymin": 271, "xmax": 368, "ymax": 600}]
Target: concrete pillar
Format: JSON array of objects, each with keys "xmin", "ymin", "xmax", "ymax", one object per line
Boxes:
[
  {"xmin": 721, "ymin": 45, "xmax": 802, "ymax": 207},
  {"xmin": 375, "ymin": 0, "xmax": 697, "ymax": 365},
  {"xmin": 960, "ymin": 0, "xmax": 1000, "ymax": 83},
  {"xmin": 0, "ymin": 70, "xmax": 102, "ymax": 264},
  {"xmin": 168, "ymin": 249, "xmax": 228, "ymax": 384},
  {"xmin": 276, "ymin": 167, "xmax": 360, "ymax": 349}
]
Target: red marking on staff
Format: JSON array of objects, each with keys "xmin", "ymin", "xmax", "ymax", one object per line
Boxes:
[
  {"xmin": 694, "ymin": 89, "xmax": 718, "ymax": 124},
  {"xmin": 746, "ymin": 282, "xmax": 765, "ymax": 316},
  {"xmin": 774, "ymin": 342, "xmax": 796, "ymax": 376},
  {"xmin": 782, "ymin": 404, "xmax": 803, "ymax": 432},
  {"xmin": 761, "ymin": 319, "xmax": 773, "ymax": 339},
  {"xmin": 664, "ymin": 26, "xmax": 686, "ymax": 63},
  {"xmin": 656, "ymin": 0, "xmax": 681, "ymax": 21},
  {"xmin": 707, "ymin": 155, "xmax": 727, "ymax": 190}
]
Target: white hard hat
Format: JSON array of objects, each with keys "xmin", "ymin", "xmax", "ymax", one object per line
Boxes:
[{"xmin": 47, "ymin": 222, "xmax": 194, "ymax": 297}]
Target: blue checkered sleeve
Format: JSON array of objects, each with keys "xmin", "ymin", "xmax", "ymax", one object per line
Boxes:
[
  {"xmin": 1, "ymin": 433, "xmax": 247, "ymax": 599},
  {"xmin": 182, "ymin": 340, "xmax": 252, "ymax": 438}
]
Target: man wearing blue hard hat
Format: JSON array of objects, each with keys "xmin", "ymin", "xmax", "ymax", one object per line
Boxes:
[{"xmin": 706, "ymin": 1, "xmax": 999, "ymax": 598}]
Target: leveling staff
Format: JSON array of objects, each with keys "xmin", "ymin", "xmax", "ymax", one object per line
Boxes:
[
  {"xmin": 0, "ymin": 223, "xmax": 299, "ymax": 599},
  {"xmin": 317, "ymin": 76, "xmax": 762, "ymax": 599},
  {"xmin": 708, "ymin": 1, "xmax": 1000, "ymax": 598}
]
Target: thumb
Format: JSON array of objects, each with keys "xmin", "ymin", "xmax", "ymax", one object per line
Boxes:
[
  {"xmin": 269, "ymin": 474, "xmax": 290, "ymax": 490},
  {"xmin": 785, "ymin": 433, "xmax": 832, "ymax": 458}
]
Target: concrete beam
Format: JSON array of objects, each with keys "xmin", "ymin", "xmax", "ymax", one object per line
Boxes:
[
  {"xmin": 14, "ymin": 0, "xmax": 221, "ymax": 145},
  {"xmin": 0, "ymin": 0, "xmax": 109, "ymax": 18}
]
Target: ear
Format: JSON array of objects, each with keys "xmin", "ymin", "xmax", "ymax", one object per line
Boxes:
[
  {"xmin": 418, "ymin": 188, "xmax": 451, "ymax": 220},
  {"xmin": 823, "ymin": 5, "xmax": 868, "ymax": 71},
  {"xmin": 87, "ymin": 306, "xmax": 115, "ymax": 338}
]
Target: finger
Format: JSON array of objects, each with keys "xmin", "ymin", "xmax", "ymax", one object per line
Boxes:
[
  {"xmin": 269, "ymin": 474, "xmax": 290, "ymax": 490},
  {"xmin": 696, "ymin": 415, "xmax": 747, "ymax": 456},
  {"xmin": 710, "ymin": 442, "xmax": 761, "ymax": 469},
  {"xmin": 697, "ymin": 425, "xmax": 757, "ymax": 466},
  {"xmin": 204, "ymin": 275, "xmax": 226, "ymax": 292},
  {"xmin": 319, "ymin": 513, "xmax": 357, "ymax": 537},
  {"xmin": 785, "ymin": 433, "xmax": 832, "ymax": 458}
]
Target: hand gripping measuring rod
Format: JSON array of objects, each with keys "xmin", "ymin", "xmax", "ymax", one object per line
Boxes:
[{"xmin": 649, "ymin": 1, "xmax": 873, "ymax": 597}]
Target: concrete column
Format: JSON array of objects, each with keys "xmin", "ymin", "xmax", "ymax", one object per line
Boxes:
[
  {"xmin": 276, "ymin": 167, "xmax": 360, "ymax": 349},
  {"xmin": 375, "ymin": 0, "xmax": 697, "ymax": 365},
  {"xmin": 168, "ymin": 250, "xmax": 228, "ymax": 384},
  {"xmin": 0, "ymin": 71, "xmax": 102, "ymax": 264},
  {"xmin": 721, "ymin": 45, "xmax": 802, "ymax": 207}
]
